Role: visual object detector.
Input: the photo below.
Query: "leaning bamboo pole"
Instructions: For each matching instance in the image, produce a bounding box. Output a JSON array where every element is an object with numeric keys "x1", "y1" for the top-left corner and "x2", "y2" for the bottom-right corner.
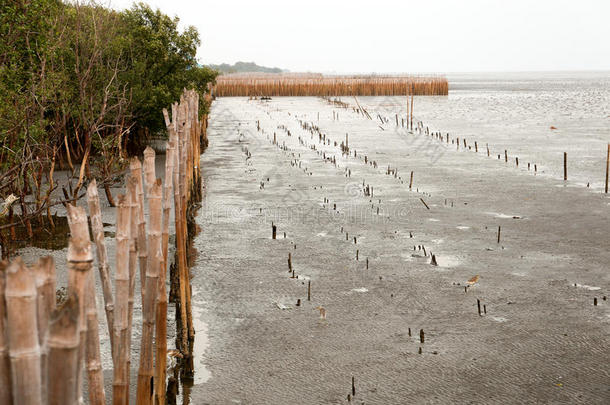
[
  {"x1": 5, "y1": 258, "x2": 42, "y2": 405},
  {"x1": 0, "y1": 260, "x2": 12, "y2": 405},
  {"x1": 47, "y1": 293, "x2": 80, "y2": 405},
  {"x1": 33, "y1": 256, "x2": 56, "y2": 403},
  {"x1": 112, "y1": 194, "x2": 130, "y2": 405},
  {"x1": 136, "y1": 179, "x2": 162, "y2": 405},
  {"x1": 86, "y1": 180, "x2": 115, "y2": 353},
  {"x1": 66, "y1": 205, "x2": 104, "y2": 405}
]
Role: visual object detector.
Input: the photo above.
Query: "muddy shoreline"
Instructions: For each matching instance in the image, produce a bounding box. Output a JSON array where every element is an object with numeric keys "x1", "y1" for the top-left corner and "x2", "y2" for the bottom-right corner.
[{"x1": 189, "y1": 97, "x2": 609, "y2": 404}]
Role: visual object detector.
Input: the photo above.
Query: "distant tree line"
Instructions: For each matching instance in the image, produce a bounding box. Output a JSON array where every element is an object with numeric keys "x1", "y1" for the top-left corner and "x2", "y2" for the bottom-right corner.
[
  {"x1": 208, "y1": 61, "x2": 286, "y2": 74},
  {"x1": 0, "y1": 1, "x2": 217, "y2": 234}
]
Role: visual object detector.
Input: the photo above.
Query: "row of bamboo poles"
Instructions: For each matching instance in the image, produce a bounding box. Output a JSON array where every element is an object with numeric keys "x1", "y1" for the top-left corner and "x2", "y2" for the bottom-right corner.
[
  {"x1": 214, "y1": 73, "x2": 449, "y2": 97},
  {"x1": 0, "y1": 89, "x2": 205, "y2": 404}
]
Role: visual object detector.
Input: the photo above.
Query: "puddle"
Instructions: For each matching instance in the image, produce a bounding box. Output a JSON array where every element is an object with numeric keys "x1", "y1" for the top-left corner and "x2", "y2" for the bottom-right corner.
[
  {"x1": 428, "y1": 218, "x2": 440, "y2": 222},
  {"x1": 490, "y1": 316, "x2": 508, "y2": 323},
  {"x1": 456, "y1": 226, "x2": 470, "y2": 230},
  {"x1": 351, "y1": 287, "x2": 368, "y2": 293},
  {"x1": 485, "y1": 212, "x2": 522, "y2": 219},
  {"x1": 4, "y1": 214, "x2": 70, "y2": 253},
  {"x1": 190, "y1": 287, "x2": 211, "y2": 385},
  {"x1": 316, "y1": 232, "x2": 327, "y2": 237},
  {"x1": 573, "y1": 283, "x2": 601, "y2": 291},
  {"x1": 433, "y1": 254, "x2": 460, "y2": 267}
]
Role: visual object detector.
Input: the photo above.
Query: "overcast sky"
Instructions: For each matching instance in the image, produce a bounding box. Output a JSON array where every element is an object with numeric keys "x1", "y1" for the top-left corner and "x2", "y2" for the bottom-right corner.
[{"x1": 108, "y1": 0, "x2": 610, "y2": 73}]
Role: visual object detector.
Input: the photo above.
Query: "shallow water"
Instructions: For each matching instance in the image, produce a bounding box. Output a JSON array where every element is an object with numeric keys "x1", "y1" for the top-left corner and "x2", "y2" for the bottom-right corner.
[{"x1": 358, "y1": 71, "x2": 610, "y2": 188}]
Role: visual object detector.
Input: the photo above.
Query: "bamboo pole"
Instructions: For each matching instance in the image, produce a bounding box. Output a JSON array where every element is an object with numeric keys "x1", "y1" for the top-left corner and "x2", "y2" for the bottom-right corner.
[
  {"x1": 136, "y1": 180, "x2": 162, "y2": 405},
  {"x1": 48, "y1": 293, "x2": 80, "y2": 405},
  {"x1": 33, "y1": 256, "x2": 55, "y2": 403},
  {"x1": 130, "y1": 157, "x2": 148, "y2": 299},
  {"x1": 66, "y1": 205, "x2": 104, "y2": 405},
  {"x1": 126, "y1": 176, "x2": 139, "y2": 396},
  {"x1": 174, "y1": 102, "x2": 190, "y2": 359},
  {"x1": 86, "y1": 180, "x2": 114, "y2": 353},
  {"x1": 0, "y1": 260, "x2": 12, "y2": 405},
  {"x1": 143, "y1": 147, "x2": 157, "y2": 196},
  {"x1": 155, "y1": 132, "x2": 176, "y2": 405},
  {"x1": 5, "y1": 258, "x2": 42, "y2": 405},
  {"x1": 112, "y1": 195, "x2": 130, "y2": 405}
]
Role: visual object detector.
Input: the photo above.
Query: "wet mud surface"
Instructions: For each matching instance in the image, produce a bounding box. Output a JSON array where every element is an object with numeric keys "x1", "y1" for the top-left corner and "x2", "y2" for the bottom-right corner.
[{"x1": 189, "y1": 96, "x2": 609, "y2": 404}]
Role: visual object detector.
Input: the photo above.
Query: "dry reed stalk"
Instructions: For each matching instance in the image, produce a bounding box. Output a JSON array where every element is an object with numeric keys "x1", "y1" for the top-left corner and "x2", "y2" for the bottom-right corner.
[
  {"x1": 66, "y1": 205, "x2": 104, "y2": 405},
  {"x1": 48, "y1": 293, "x2": 80, "y2": 405},
  {"x1": 33, "y1": 256, "x2": 56, "y2": 403},
  {"x1": 5, "y1": 258, "x2": 42, "y2": 405},
  {"x1": 136, "y1": 179, "x2": 162, "y2": 405},
  {"x1": 143, "y1": 147, "x2": 157, "y2": 196},
  {"x1": 112, "y1": 195, "x2": 131, "y2": 405},
  {"x1": 0, "y1": 260, "x2": 12, "y2": 404},
  {"x1": 86, "y1": 180, "x2": 115, "y2": 353},
  {"x1": 130, "y1": 157, "x2": 148, "y2": 299},
  {"x1": 154, "y1": 131, "x2": 176, "y2": 405}
]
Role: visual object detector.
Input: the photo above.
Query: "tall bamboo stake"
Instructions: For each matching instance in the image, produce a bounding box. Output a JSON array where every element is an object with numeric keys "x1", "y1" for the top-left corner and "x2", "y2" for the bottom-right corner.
[
  {"x1": 5, "y1": 258, "x2": 42, "y2": 405},
  {"x1": 86, "y1": 180, "x2": 115, "y2": 353},
  {"x1": 130, "y1": 157, "x2": 148, "y2": 298},
  {"x1": 113, "y1": 195, "x2": 130, "y2": 405},
  {"x1": 136, "y1": 179, "x2": 162, "y2": 405},
  {"x1": 66, "y1": 205, "x2": 104, "y2": 405},
  {"x1": 174, "y1": 103, "x2": 189, "y2": 358},
  {"x1": 0, "y1": 260, "x2": 12, "y2": 405},
  {"x1": 126, "y1": 176, "x2": 139, "y2": 396},
  {"x1": 33, "y1": 256, "x2": 56, "y2": 403},
  {"x1": 48, "y1": 293, "x2": 80, "y2": 405},
  {"x1": 155, "y1": 132, "x2": 176, "y2": 405}
]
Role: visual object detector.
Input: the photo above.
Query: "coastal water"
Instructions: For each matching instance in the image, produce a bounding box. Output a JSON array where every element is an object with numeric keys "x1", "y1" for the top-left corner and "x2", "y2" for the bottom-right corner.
[{"x1": 359, "y1": 71, "x2": 610, "y2": 188}]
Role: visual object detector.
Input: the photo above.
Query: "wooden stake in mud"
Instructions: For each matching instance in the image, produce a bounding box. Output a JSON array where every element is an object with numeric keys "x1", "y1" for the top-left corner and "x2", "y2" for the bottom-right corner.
[
  {"x1": 288, "y1": 253, "x2": 292, "y2": 272},
  {"x1": 497, "y1": 226, "x2": 501, "y2": 244},
  {"x1": 477, "y1": 299, "x2": 481, "y2": 316},
  {"x1": 505, "y1": 150, "x2": 508, "y2": 163},
  {"x1": 606, "y1": 144, "x2": 609, "y2": 193},
  {"x1": 307, "y1": 281, "x2": 311, "y2": 301},
  {"x1": 564, "y1": 152, "x2": 567, "y2": 181},
  {"x1": 5, "y1": 258, "x2": 42, "y2": 405},
  {"x1": 486, "y1": 143, "x2": 490, "y2": 157},
  {"x1": 352, "y1": 376, "x2": 356, "y2": 396},
  {"x1": 409, "y1": 171, "x2": 414, "y2": 190},
  {"x1": 419, "y1": 329, "x2": 425, "y2": 343},
  {"x1": 272, "y1": 224, "x2": 277, "y2": 239}
]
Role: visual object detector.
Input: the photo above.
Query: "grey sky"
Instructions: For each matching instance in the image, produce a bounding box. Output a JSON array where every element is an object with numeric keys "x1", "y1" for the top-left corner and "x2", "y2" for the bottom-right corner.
[{"x1": 109, "y1": 0, "x2": 610, "y2": 73}]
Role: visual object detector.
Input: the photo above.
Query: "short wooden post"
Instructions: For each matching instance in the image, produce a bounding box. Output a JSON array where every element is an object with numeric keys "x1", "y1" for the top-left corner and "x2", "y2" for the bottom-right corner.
[{"x1": 564, "y1": 152, "x2": 567, "y2": 181}]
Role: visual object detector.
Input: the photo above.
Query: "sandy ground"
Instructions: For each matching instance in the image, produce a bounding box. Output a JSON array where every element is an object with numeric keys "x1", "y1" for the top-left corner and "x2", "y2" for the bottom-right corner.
[{"x1": 188, "y1": 97, "x2": 609, "y2": 404}]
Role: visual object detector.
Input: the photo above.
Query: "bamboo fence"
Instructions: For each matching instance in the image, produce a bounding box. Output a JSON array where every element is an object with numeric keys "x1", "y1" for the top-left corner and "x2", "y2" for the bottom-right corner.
[
  {"x1": 214, "y1": 73, "x2": 449, "y2": 97},
  {"x1": 0, "y1": 89, "x2": 205, "y2": 405}
]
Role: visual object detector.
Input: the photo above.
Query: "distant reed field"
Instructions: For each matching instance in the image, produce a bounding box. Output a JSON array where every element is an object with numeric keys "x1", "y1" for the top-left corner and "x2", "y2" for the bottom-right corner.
[{"x1": 214, "y1": 73, "x2": 448, "y2": 96}]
